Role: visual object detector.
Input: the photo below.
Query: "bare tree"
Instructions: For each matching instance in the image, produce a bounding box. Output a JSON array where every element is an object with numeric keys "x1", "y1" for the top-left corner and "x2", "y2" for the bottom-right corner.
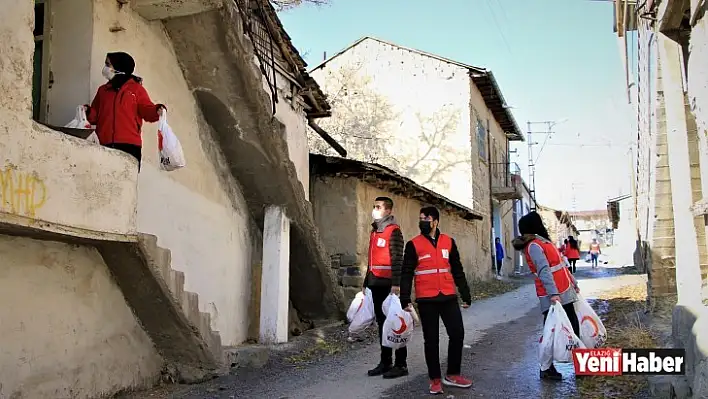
[
  {"x1": 405, "y1": 107, "x2": 469, "y2": 187},
  {"x1": 309, "y1": 64, "x2": 402, "y2": 168},
  {"x1": 271, "y1": 0, "x2": 328, "y2": 10},
  {"x1": 309, "y1": 65, "x2": 470, "y2": 192}
]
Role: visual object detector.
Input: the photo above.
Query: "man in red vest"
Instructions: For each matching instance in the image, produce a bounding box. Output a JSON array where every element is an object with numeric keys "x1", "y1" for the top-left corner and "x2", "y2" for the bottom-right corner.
[
  {"x1": 363, "y1": 196, "x2": 408, "y2": 379},
  {"x1": 400, "y1": 206, "x2": 473, "y2": 395}
]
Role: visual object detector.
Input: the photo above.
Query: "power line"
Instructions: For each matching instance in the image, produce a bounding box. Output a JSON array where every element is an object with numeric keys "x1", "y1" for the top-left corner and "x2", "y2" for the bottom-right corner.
[
  {"x1": 534, "y1": 131, "x2": 553, "y2": 164},
  {"x1": 544, "y1": 142, "x2": 631, "y2": 148},
  {"x1": 491, "y1": 0, "x2": 511, "y2": 26},
  {"x1": 484, "y1": 0, "x2": 514, "y2": 57}
]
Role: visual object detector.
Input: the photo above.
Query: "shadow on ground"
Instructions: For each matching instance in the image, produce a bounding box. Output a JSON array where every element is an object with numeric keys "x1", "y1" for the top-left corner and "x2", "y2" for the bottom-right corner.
[{"x1": 380, "y1": 307, "x2": 583, "y2": 398}]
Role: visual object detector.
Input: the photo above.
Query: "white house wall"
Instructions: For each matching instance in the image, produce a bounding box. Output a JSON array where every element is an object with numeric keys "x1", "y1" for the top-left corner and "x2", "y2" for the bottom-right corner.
[
  {"x1": 86, "y1": 0, "x2": 256, "y2": 345},
  {"x1": 259, "y1": 63, "x2": 312, "y2": 199},
  {"x1": 310, "y1": 38, "x2": 474, "y2": 208}
]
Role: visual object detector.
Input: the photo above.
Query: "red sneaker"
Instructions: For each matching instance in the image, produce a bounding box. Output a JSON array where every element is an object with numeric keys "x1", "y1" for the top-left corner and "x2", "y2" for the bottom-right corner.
[
  {"x1": 429, "y1": 378, "x2": 444, "y2": 395},
  {"x1": 443, "y1": 375, "x2": 473, "y2": 388}
]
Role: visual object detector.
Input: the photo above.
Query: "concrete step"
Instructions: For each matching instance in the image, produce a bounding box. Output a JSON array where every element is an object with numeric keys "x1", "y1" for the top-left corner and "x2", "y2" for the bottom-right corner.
[{"x1": 96, "y1": 234, "x2": 225, "y2": 383}]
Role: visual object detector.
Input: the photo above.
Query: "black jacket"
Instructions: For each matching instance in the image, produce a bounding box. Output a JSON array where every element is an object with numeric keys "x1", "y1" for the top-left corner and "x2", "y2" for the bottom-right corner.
[
  {"x1": 363, "y1": 215, "x2": 405, "y2": 288},
  {"x1": 399, "y1": 229, "x2": 472, "y2": 307}
]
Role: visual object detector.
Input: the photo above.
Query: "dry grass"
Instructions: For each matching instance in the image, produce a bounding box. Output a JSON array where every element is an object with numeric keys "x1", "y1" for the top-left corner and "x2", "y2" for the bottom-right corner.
[
  {"x1": 284, "y1": 336, "x2": 345, "y2": 365},
  {"x1": 576, "y1": 283, "x2": 658, "y2": 398},
  {"x1": 469, "y1": 278, "x2": 519, "y2": 301}
]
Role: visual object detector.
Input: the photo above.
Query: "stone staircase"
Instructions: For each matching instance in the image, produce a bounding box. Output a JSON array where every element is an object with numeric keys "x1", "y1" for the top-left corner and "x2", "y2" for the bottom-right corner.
[
  {"x1": 138, "y1": 234, "x2": 224, "y2": 362},
  {"x1": 96, "y1": 233, "x2": 224, "y2": 383}
]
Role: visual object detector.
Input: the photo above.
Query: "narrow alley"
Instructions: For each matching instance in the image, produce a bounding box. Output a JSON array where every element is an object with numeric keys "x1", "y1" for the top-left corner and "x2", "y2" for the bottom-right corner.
[
  {"x1": 4, "y1": 1, "x2": 708, "y2": 398},
  {"x1": 133, "y1": 262, "x2": 646, "y2": 399}
]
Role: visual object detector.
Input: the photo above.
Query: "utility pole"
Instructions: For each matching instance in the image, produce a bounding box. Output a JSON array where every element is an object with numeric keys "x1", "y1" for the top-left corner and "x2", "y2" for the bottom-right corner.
[{"x1": 527, "y1": 120, "x2": 562, "y2": 211}]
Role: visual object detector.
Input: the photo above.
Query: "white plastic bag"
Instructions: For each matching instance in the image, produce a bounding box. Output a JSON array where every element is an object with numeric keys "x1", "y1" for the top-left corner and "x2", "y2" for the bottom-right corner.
[
  {"x1": 381, "y1": 294, "x2": 415, "y2": 349},
  {"x1": 382, "y1": 293, "x2": 420, "y2": 326},
  {"x1": 539, "y1": 306, "x2": 556, "y2": 370},
  {"x1": 157, "y1": 112, "x2": 186, "y2": 171},
  {"x1": 65, "y1": 105, "x2": 92, "y2": 129},
  {"x1": 347, "y1": 288, "x2": 375, "y2": 334},
  {"x1": 551, "y1": 302, "x2": 585, "y2": 363},
  {"x1": 574, "y1": 294, "x2": 607, "y2": 349}
]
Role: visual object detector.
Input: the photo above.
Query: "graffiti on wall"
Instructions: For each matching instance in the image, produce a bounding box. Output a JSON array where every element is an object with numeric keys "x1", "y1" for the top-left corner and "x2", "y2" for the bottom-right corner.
[{"x1": 0, "y1": 166, "x2": 47, "y2": 218}]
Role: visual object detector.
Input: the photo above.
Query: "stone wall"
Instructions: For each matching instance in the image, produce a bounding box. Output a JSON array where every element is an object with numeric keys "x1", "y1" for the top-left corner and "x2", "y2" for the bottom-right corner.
[{"x1": 311, "y1": 174, "x2": 490, "y2": 304}]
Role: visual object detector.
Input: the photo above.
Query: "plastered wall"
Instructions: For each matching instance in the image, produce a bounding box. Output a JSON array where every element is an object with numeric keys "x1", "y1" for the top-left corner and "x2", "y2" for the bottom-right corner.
[
  {"x1": 85, "y1": 0, "x2": 256, "y2": 345},
  {"x1": 0, "y1": 235, "x2": 163, "y2": 398}
]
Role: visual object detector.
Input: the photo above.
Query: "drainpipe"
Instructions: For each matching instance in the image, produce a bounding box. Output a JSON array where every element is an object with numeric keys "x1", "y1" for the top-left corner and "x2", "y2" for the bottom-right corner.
[{"x1": 487, "y1": 118, "x2": 495, "y2": 269}]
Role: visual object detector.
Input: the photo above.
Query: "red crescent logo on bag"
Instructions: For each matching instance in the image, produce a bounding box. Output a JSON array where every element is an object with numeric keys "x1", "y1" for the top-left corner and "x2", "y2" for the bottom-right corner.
[
  {"x1": 355, "y1": 300, "x2": 364, "y2": 313},
  {"x1": 581, "y1": 315, "x2": 599, "y2": 337},
  {"x1": 392, "y1": 316, "x2": 407, "y2": 334}
]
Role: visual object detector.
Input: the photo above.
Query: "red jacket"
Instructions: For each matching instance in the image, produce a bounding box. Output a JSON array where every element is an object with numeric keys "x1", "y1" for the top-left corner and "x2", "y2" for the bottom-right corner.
[{"x1": 87, "y1": 79, "x2": 160, "y2": 147}]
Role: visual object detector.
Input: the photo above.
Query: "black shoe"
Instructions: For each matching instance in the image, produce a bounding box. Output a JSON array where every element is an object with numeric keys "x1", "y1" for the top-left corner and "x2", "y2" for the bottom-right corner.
[
  {"x1": 382, "y1": 365, "x2": 409, "y2": 379},
  {"x1": 368, "y1": 363, "x2": 392, "y2": 376},
  {"x1": 540, "y1": 365, "x2": 563, "y2": 381}
]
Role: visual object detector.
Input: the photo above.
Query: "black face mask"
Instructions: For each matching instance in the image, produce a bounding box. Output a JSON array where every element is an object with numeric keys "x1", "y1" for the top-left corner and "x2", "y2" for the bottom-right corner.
[{"x1": 419, "y1": 221, "x2": 433, "y2": 235}]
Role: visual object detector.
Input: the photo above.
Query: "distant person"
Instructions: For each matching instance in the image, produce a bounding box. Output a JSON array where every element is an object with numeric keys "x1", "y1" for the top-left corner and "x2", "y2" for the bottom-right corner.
[
  {"x1": 512, "y1": 211, "x2": 580, "y2": 381},
  {"x1": 363, "y1": 196, "x2": 408, "y2": 379},
  {"x1": 589, "y1": 238, "x2": 602, "y2": 268},
  {"x1": 495, "y1": 237, "x2": 505, "y2": 279},
  {"x1": 565, "y1": 236, "x2": 581, "y2": 274},
  {"x1": 560, "y1": 239, "x2": 568, "y2": 255},
  {"x1": 400, "y1": 206, "x2": 473, "y2": 395},
  {"x1": 86, "y1": 52, "x2": 166, "y2": 170}
]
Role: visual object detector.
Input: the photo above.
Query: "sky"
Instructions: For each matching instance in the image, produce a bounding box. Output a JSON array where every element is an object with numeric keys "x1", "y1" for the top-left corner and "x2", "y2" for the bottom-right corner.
[{"x1": 278, "y1": 0, "x2": 636, "y2": 211}]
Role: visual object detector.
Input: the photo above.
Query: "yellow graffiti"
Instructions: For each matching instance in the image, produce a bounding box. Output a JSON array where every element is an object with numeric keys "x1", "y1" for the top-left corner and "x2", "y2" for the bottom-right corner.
[{"x1": 0, "y1": 166, "x2": 47, "y2": 218}]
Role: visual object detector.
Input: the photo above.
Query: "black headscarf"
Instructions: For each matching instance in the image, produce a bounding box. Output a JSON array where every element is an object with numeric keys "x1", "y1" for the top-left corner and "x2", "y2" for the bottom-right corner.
[
  {"x1": 107, "y1": 52, "x2": 142, "y2": 90},
  {"x1": 568, "y1": 236, "x2": 579, "y2": 250},
  {"x1": 518, "y1": 211, "x2": 551, "y2": 241}
]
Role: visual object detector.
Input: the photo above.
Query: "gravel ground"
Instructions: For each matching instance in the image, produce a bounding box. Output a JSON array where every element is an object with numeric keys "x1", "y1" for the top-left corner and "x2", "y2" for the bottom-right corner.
[{"x1": 123, "y1": 263, "x2": 647, "y2": 398}]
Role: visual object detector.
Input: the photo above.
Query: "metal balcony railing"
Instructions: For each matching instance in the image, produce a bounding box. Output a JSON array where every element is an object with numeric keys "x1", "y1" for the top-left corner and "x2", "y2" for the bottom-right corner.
[{"x1": 491, "y1": 156, "x2": 521, "y2": 189}]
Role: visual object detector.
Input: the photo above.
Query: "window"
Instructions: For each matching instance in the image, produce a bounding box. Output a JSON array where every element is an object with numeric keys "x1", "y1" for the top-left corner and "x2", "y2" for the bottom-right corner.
[
  {"x1": 476, "y1": 118, "x2": 487, "y2": 160},
  {"x1": 33, "y1": 0, "x2": 50, "y2": 122}
]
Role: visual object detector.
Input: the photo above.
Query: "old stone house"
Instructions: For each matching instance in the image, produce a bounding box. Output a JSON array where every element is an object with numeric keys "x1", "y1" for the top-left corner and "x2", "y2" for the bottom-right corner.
[
  {"x1": 536, "y1": 205, "x2": 579, "y2": 248},
  {"x1": 309, "y1": 154, "x2": 486, "y2": 303},
  {"x1": 611, "y1": 0, "x2": 708, "y2": 396},
  {"x1": 569, "y1": 209, "x2": 612, "y2": 246},
  {"x1": 513, "y1": 176, "x2": 537, "y2": 274},
  {"x1": 308, "y1": 36, "x2": 525, "y2": 278},
  {"x1": 1, "y1": 0, "x2": 345, "y2": 397}
]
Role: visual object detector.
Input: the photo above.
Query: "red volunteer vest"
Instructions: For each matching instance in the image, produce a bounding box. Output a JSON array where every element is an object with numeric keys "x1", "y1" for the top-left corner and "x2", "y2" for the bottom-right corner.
[
  {"x1": 368, "y1": 224, "x2": 399, "y2": 278},
  {"x1": 523, "y1": 237, "x2": 573, "y2": 298},
  {"x1": 411, "y1": 234, "x2": 456, "y2": 299},
  {"x1": 565, "y1": 245, "x2": 580, "y2": 259},
  {"x1": 590, "y1": 243, "x2": 601, "y2": 254}
]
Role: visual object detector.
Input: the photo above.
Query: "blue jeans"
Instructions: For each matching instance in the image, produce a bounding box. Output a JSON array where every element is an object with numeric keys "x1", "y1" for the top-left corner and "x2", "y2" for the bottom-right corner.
[{"x1": 590, "y1": 253, "x2": 599, "y2": 267}]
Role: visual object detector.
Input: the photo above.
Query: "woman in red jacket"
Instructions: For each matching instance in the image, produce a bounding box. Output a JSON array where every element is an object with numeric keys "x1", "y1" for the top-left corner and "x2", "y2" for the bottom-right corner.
[
  {"x1": 565, "y1": 236, "x2": 581, "y2": 274},
  {"x1": 86, "y1": 52, "x2": 165, "y2": 168}
]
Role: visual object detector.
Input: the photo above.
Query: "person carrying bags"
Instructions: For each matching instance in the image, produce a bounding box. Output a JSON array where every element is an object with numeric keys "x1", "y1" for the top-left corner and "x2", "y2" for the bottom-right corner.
[
  {"x1": 86, "y1": 52, "x2": 166, "y2": 170},
  {"x1": 363, "y1": 197, "x2": 408, "y2": 379},
  {"x1": 512, "y1": 211, "x2": 581, "y2": 381},
  {"x1": 400, "y1": 206, "x2": 473, "y2": 395}
]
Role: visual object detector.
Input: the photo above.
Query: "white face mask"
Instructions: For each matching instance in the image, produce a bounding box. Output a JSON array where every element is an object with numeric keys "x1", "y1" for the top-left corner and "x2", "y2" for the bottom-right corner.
[
  {"x1": 372, "y1": 209, "x2": 384, "y2": 220},
  {"x1": 102, "y1": 66, "x2": 124, "y2": 81}
]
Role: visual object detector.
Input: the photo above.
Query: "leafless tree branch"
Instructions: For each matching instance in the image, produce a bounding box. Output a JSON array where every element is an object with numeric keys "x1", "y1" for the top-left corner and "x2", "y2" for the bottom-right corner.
[
  {"x1": 308, "y1": 65, "x2": 469, "y2": 194},
  {"x1": 271, "y1": 0, "x2": 329, "y2": 11}
]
